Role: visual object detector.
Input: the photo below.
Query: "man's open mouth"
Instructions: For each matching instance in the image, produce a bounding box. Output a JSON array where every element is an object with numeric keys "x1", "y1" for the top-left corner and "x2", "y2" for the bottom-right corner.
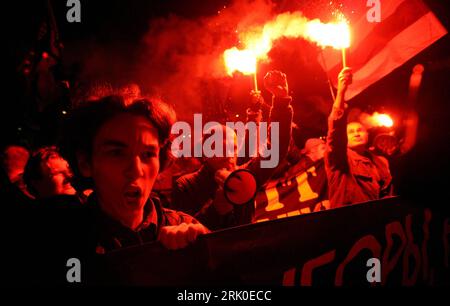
[{"x1": 124, "y1": 186, "x2": 142, "y2": 200}]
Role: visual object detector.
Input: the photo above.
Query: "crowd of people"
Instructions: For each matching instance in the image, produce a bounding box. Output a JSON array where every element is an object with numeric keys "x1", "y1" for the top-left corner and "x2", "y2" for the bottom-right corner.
[{"x1": 1, "y1": 67, "x2": 395, "y2": 285}]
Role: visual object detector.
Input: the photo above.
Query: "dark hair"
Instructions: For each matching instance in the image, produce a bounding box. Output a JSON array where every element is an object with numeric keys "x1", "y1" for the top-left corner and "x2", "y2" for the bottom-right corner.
[
  {"x1": 23, "y1": 146, "x2": 61, "y2": 196},
  {"x1": 59, "y1": 95, "x2": 176, "y2": 180}
]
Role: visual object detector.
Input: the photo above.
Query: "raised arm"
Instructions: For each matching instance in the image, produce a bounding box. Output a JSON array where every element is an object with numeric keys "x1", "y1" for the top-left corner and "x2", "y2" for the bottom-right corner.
[
  {"x1": 325, "y1": 67, "x2": 352, "y2": 171},
  {"x1": 247, "y1": 70, "x2": 293, "y2": 185}
]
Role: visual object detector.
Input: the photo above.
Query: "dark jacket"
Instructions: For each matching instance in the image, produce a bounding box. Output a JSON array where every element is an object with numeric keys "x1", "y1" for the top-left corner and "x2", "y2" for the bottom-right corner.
[
  {"x1": 86, "y1": 193, "x2": 200, "y2": 253},
  {"x1": 19, "y1": 192, "x2": 200, "y2": 285}
]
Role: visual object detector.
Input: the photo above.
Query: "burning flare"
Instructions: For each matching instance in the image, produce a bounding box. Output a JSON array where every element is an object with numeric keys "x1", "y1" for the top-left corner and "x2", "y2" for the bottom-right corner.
[
  {"x1": 373, "y1": 113, "x2": 394, "y2": 128},
  {"x1": 223, "y1": 11, "x2": 351, "y2": 75},
  {"x1": 362, "y1": 112, "x2": 394, "y2": 128},
  {"x1": 223, "y1": 47, "x2": 257, "y2": 75},
  {"x1": 305, "y1": 20, "x2": 350, "y2": 49}
]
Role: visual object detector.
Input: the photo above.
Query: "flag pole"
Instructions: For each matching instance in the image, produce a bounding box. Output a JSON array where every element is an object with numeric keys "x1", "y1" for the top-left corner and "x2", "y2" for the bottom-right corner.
[{"x1": 319, "y1": 50, "x2": 336, "y2": 102}]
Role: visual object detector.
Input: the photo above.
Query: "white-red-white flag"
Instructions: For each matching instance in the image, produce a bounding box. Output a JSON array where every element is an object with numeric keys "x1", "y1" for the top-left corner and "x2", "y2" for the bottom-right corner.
[{"x1": 320, "y1": 0, "x2": 447, "y2": 100}]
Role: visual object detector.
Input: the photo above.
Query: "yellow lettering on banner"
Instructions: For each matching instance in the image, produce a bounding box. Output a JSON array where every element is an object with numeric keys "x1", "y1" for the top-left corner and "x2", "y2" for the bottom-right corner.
[
  {"x1": 275, "y1": 210, "x2": 302, "y2": 219},
  {"x1": 313, "y1": 200, "x2": 330, "y2": 212},
  {"x1": 300, "y1": 207, "x2": 311, "y2": 214},
  {"x1": 321, "y1": 200, "x2": 330, "y2": 210},
  {"x1": 287, "y1": 210, "x2": 301, "y2": 217},
  {"x1": 297, "y1": 167, "x2": 319, "y2": 202},
  {"x1": 265, "y1": 187, "x2": 284, "y2": 211}
]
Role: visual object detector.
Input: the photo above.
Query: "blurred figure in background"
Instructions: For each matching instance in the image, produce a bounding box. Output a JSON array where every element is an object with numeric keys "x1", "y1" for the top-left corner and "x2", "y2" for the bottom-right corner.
[
  {"x1": 23, "y1": 146, "x2": 77, "y2": 199},
  {"x1": 302, "y1": 138, "x2": 326, "y2": 163},
  {"x1": 1, "y1": 144, "x2": 32, "y2": 197},
  {"x1": 282, "y1": 137, "x2": 326, "y2": 179}
]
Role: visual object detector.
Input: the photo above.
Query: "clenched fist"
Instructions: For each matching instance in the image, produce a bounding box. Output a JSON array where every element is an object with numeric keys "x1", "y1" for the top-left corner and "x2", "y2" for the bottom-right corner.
[
  {"x1": 337, "y1": 67, "x2": 353, "y2": 96},
  {"x1": 264, "y1": 70, "x2": 289, "y2": 98}
]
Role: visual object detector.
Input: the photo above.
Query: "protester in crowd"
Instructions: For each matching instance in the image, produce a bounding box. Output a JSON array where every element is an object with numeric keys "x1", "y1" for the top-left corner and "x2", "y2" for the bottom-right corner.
[
  {"x1": 23, "y1": 146, "x2": 77, "y2": 199},
  {"x1": 280, "y1": 137, "x2": 326, "y2": 179},
  {"x1": 60, "y1": 96, "x2": 210, "y2": 253},
  {"x1": 1, "y1": 144, "x2": 31, "y2": 197},
  {"x1": 302, "y1": 138, "x2": 326, "y2": 163},
  {"x1": 324, "y1": 68, "x2": 393, "y2": 208}
]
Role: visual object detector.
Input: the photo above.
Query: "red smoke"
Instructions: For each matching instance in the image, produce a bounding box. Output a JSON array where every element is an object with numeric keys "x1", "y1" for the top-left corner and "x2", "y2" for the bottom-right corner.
[
  {"x1": 67, "y1": 0, "x2": 336, "y2": 122},
  {"x1": 135, "y1": 0, "x2": 275, "y2": 120}
]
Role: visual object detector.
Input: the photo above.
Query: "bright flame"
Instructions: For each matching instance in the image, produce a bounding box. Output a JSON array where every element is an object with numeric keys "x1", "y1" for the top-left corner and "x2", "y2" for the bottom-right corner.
[
  {"x1": 372, "y1": 113, "x2": 394, "y2": 128},
  {"x1": 223, "y1": 11, "x2": 351, "y2": 75},
  {"x1": 223, "y1": 47, "x2": 257, "y2": 75},
  {"x1": 305, "y1": 20, "x2": 350, "y2": 49}
]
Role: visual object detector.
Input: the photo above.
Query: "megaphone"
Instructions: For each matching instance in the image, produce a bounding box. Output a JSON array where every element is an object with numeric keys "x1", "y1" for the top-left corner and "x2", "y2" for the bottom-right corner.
[{"x1": 223, "y1": 169, "x2": 258, "y2": 205}]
